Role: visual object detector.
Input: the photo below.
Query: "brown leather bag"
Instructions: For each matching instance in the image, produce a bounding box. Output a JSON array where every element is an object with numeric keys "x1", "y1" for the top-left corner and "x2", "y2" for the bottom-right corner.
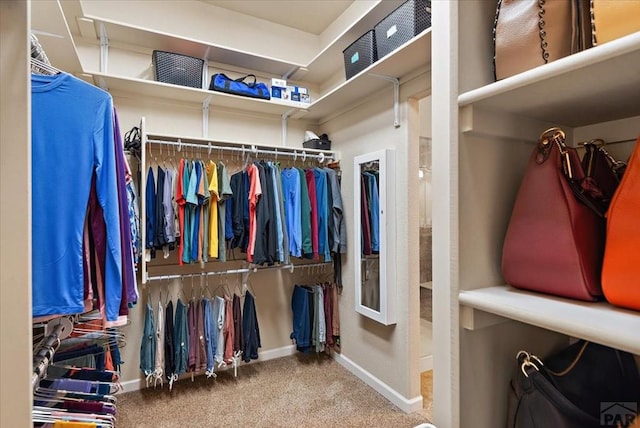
[
  {"x1": 591, "y1": 0, "x2": 640, "y2": 46},
  {"x1": 493, "y1": 0, "x2": 592, "y2": 80},
  {"x1": 502, "y1": 128, "x2": 605, "y2": 301}
]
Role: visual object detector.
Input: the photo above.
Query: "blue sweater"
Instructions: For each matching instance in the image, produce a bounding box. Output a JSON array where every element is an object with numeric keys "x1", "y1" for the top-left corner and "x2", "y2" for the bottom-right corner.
[{"x1": 31, "y1": 73, "x2": 122, "y2": 321}]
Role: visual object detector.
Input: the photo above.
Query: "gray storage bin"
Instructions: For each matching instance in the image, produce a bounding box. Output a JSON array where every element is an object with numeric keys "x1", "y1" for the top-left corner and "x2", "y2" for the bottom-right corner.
[
  {"x1": 374, "y1": 0, "x2": 431, "y2": 60},
  {"x1": 342, "y1": 30, "x2": 377, "y2": 80},
  {"x1": 152, "y1": 50, "x2": 204, "y2": 89}
]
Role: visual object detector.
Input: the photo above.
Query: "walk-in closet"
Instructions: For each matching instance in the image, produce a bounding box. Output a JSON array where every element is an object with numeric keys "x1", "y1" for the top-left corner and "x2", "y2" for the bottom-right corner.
[{"x1": 2, "y1": 0, "x2": 639, "y2": 427}]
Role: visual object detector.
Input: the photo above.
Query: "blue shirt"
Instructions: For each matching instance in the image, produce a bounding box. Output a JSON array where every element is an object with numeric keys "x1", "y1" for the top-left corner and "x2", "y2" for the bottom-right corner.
[
  {"x1": 281, "y1": 167, "x2": 302, "y2": 257},
  {"x1": 31, "y1": 73, "x2": 122, "y2": 321}
]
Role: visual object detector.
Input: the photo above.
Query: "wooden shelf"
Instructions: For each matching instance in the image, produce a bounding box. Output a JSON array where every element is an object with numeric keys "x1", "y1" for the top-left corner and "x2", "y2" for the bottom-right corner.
[
  {"x1": 89, "y1": 72, "x2": 308, "y2": 116},
  {"x1": 458, "y1": 32, "x2": 640, "y2": 128},
  {"x1": 305, "y1": 30, "x2": 432, "y2": 122},
  {"x1": 459, "y1": 285, "x2": 640, "y2": 355}
]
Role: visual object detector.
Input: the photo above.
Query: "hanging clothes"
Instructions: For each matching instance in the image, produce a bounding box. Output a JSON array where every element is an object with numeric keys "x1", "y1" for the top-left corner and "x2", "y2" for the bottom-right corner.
[
  {"x1": 31, "y1": 73, "x2": 126, "y2": 321},
  {"x1": 173, "y1": 299, "x2": 189, "y2": 377},
  {"x1": 164, "y1": 300, "x2": 176, "y2": 387},
  {"x1": 202, "y1": 297, "x2": 216, "y2": 376},
  {"x1": 281, "y1": 167, "x2": 302, "y2": 258},
  {"x1": 242, "y1": 291, "x2": 261, "y2": 362},
  {"x1": 217, "y1": 161, "x2": 233, "y2": 262},
  {"x1": 154, "y1": 299, "x2": 164, "y2": 387},
  {"x1": 140, "y1": 302, "x2": 155, "y2": 386},
  {"x1": 213, "y1": 296, "x2": 226, "y2": 366},
  {"x1": 206, "y1": 160, "x2": 219, "y2": 259}
]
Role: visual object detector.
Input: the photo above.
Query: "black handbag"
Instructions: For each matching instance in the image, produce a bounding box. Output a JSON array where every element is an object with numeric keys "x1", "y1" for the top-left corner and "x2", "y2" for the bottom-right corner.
[
  {"x1": 508, "y1": 340, "x2": 640, "y2": 428},
  {"x1": 208, "y1": 73, "x2": 270, "y2": 100}
]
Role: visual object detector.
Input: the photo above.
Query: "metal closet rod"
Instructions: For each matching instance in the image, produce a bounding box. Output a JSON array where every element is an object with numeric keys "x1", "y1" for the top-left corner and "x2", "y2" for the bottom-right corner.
[
  {"x1": 145, "y1": 138, "x2": 336, "y2": 162},
  {"x1": 146, "y1": 261, "x2": 333, "y2": 282}
]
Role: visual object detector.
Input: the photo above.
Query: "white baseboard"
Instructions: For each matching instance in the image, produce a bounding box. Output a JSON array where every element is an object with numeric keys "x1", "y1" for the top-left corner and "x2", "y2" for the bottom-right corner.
[
  {"x1": 333, "y1": 352, "x2": 424, "y2": 413},
  {"x1": 118, "y1": 344, "x2": 297, "y2": 394},
  {"x1": 419, "y1": 354, "x2": 433, "y2": 372}
]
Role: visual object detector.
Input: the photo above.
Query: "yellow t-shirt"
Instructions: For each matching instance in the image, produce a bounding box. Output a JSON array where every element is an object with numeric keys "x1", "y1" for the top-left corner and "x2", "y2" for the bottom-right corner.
[{"x1": 206, "y1": 160, "x2": 219, "y2": 258}]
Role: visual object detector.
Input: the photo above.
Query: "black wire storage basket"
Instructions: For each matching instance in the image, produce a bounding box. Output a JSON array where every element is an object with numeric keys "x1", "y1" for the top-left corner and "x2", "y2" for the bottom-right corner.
[
  {"x1": 374, "y1": 0, "x2": 431, "y2": 60},
  {"x1": 342, "y1": 30, "x2": 377, "y2": 80},
  {"x1": 152, "y1": 50, "x2": 204, "y2": 89}
]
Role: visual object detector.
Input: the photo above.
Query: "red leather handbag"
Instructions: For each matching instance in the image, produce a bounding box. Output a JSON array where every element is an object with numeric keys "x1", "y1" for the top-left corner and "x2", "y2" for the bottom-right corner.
[
  {"x1": 601, "y1": 136, "x2": 640, "y2": 310},
  {"x1": 502, "y1": 128, "x2": 605, "y2": 301}
]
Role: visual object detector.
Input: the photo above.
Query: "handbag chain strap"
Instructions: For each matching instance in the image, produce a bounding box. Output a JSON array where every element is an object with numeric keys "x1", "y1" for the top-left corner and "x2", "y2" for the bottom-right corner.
[{"x1": 537, "y1": 0, "x2": 550, "y2": 64}]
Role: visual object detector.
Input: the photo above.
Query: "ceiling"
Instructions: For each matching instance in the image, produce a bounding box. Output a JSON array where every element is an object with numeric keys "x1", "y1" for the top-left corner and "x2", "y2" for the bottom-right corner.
[{"x1": 200, "y1": 0, "x2": 354, "y2": 35}]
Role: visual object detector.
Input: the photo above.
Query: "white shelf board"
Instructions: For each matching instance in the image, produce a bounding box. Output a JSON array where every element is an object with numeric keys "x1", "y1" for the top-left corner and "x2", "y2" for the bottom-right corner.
[
  {"x1": 458, "y1": 32, "x2": 640, "y2": 128},
  {"x1": 459, "y1": 285, "x2": 640, "y2": 355},
  {"x1": 32, "y1": 0, "x2": 83, "y2": 74},
  {"x1": 305, "y1": 29, "x2": 432, "y2": 122},
  {"x1": 86, "y1": 16, "x2": 303, "y2": 77},
  {"x1": 298, "y1": 0, "x2": 405, "y2": 84},
  {"x1": 89, "y1": 72, "x2": 308, "y2": 116}
]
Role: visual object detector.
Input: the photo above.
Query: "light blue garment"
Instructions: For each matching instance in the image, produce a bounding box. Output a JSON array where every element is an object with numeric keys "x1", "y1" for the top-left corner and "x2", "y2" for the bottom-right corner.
[
  {"x1": 213, "y1": 296, "x2": 226, "y2": 364},
  {"x1": 202, "y1": 298, "x2": 216, "y2": 373},
  {"x1": 281, "y1": 167, "x2": 302, "y2": 257},
  {"x1": 31, "y1": 73, "x2": 122, "y2": 320}
]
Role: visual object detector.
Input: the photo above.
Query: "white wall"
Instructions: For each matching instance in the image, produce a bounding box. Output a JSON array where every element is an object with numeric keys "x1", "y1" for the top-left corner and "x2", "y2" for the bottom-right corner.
[{"x1": 321, "y1": 72, "x2": 429, "y2": 405}]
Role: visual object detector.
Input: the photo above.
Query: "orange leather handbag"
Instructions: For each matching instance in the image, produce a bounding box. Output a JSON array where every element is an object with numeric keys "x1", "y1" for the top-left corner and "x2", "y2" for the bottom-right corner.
[{"x1": 602, "y1": 136, "x2": 640, "y2": 310}]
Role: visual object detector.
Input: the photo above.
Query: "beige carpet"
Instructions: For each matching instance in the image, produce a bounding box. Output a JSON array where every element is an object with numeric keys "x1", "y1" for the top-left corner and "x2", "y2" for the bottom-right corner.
[{"x1": 116, "y1": 354, "x2": 432, "y2": 427}]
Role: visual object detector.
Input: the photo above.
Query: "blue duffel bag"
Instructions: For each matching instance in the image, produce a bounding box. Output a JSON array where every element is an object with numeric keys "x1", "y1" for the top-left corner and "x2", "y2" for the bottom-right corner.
[{"x1": 209, "y1": 73, "x2": 270, "y2": 100}]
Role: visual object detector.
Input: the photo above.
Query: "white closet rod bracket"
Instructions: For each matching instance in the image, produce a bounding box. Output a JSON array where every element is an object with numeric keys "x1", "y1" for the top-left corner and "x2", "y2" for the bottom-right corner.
[
  {"x1": 281, "y1": 108, "x2": 296, "y2": 146},
  {"x1": 99, "y1": 22, "x2": 108, "y2": 74},
  {"x1": 368, "y1": 73, "x2": 400, "y2": 128},
  {"x1": 283, "y1": 66, "x2": 301, "y2": 80},
  {"x1": 202, "y1": 96, "x2": 211, "y2": 137}
]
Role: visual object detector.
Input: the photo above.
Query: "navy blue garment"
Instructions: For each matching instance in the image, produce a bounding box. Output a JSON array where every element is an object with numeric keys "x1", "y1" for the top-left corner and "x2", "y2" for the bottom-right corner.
[
  {"x1": 164, "y1": 300, "x2": 175, "y2": 381},
  {"x1": 53, "y1": 344, "x2": 105, "y2": 371},
  {"x1": 108, "y1": 328, "x2": 123, "y2": 372},
  {"x1": 225, "y1": 191, "x2": 234, "y2": 240},
  {"x1": 145, "y1": 167, "x2": 156, "y2": 251},
  {"x1": 230, "y1": 171, "x2": 246, "y2": 251},
  {"x1": 242, "y1": 291, "x2": 261, "y2": 362},
  {"x1": 291, "y1": 285, "x2": 311, "y2": 352}
]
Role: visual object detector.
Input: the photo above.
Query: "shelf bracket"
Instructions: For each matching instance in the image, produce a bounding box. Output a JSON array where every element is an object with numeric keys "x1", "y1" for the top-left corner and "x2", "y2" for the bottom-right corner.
[
  {"x1": 202, "y1": 96, "x2": 211, "y2": 137},
  {"x1": 99, "y1": 22, "x2": 108, "y2": 74},
  {"x1": 368, "y1": 73, "x2": 400, "y2": 128},
  {"x1": 281, "y1": 108, "x2": 295, "y2": 146}
]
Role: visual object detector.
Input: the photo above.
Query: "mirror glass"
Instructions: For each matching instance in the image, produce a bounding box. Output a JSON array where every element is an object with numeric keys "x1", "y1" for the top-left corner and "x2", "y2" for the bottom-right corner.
[{"x1": 354, "y1": 149, "x2": 396, "y2": 325}]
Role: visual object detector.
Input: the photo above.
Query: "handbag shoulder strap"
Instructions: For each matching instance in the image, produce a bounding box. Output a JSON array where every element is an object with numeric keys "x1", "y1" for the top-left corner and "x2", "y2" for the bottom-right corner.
[{"x1": 234, "y1": 74, "x2": 257, "y2": 87}]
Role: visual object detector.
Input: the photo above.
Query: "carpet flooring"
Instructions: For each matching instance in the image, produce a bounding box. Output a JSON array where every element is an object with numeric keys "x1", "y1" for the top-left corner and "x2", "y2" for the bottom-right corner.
[{"x1": 116, "y1": 353, "x2": 432, "y2": 427}]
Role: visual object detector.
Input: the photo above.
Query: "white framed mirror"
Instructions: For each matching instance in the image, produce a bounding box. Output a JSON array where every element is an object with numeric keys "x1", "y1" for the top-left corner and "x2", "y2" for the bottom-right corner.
[{"x1": 353, "y1": 149, "x2": 396, "y2": 325}]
